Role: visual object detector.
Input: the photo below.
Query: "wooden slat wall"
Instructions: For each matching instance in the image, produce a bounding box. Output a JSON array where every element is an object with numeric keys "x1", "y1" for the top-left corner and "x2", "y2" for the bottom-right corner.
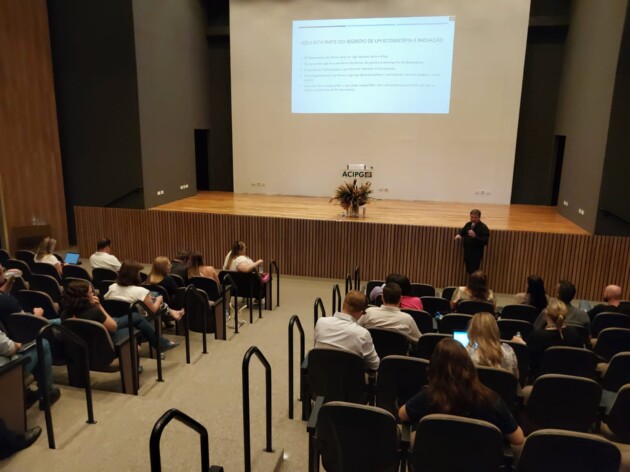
[
  {"x1": 0, "y1": 0, "x2": 68, "y2": 251},
  {"x1": 76, "y1": 207, "x2": 630, "y2": 300}
]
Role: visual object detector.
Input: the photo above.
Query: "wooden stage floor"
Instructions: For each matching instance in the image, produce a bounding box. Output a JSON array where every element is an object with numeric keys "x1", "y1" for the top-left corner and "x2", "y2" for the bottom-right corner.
[{"x1": 153, "y1": 191, "x2": 589, "y2": 235}]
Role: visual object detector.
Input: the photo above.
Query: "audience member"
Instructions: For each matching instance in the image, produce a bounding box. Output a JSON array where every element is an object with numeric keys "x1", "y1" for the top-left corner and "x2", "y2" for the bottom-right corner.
[
  {"x1": 514, "y1": 274, "x2": 548, "y2": 314},
  {"x1": 170, "y1": 250, "x2": 191, "y2": 282},
  {"x1": 34, "y1": 237, "x2": 62, "y2": 276},
  {"x1": 89, "y1": 238, "x2": 122, "y2": 272},
  {"x1": 399, "y1": 339, "x2": 524, "y2": 446},
  {"x1": 466, "y1": 312, "x2": 518, "y2": 377},
  {"x1": 358, "y1": 283, "x2": 421, "y2": 343},
  {"x1": 588, "y1": 284, "x2": 624, "y2": 319},
  {"x1": 0, "y1": 419, "x2": 41, "y2": 459},
  {"x1": 0, "y1": 265, "x2": 44, "y2": 326},
  {"x1": 223, "y1": 241, "x2": 269, "y2": 283},
  {"x1": 533, "y1": 280, "x2": 590, "y2": 332},
  {"x1": 148, "y1": 256, "x2": 178, "y2": 301},
  {"x1": 385, "y1": 273, "x2": 423, "y2": 311},
  {"x1": 314, "y1": 290, "x2": 379, "y2": 370},
  {"x1": 451, "y1": 270, "x2": 495, "y2": 310},
  {"x1": 187, "y1": 252, "x2": 220, "y2": 284}
]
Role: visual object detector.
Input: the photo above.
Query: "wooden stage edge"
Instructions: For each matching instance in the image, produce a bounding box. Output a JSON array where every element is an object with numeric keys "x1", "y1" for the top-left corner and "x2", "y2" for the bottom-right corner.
[{"x1": 75, "y1": 193, "x2": 629, "y2": 300}]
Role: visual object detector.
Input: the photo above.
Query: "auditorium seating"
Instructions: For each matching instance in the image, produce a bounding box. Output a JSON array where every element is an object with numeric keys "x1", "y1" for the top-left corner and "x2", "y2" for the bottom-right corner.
[
  {"x1": 501, "y1": 304, "x2": 539, "y2": 324},
  {"x1": 375, "y1": 356, "x2": 428, "y2": 419},
  {"x1": 537, "y1": 346, "x2": 597, "y2": 379},
  {"x1": 62, "y1": 264, "x2": 93, "y2": 283},
  {"x1": 29, "y1": 274, "x2": 63, "y2": 305},
  {"x1": 368, "y1": 329, "x2": 409, "y2": 358},
  {"x1": 401, "y1": 308, "x2": 433, "y2": 334},
  {"x1": 14, "y1": 250, "x2": 35, "y2": 269},
  {"x1": 32, "y1": 262, "x2": 61, "y2": 283},
  {"x1": 477, "y1": 366, "x2": 518, "y2": 411},
  {"x1": 419, "y1": 296, "x2": 450, "y2": 316},
  {"x1": 16, "y1": 290, "x2": 59, "y2": 320}
]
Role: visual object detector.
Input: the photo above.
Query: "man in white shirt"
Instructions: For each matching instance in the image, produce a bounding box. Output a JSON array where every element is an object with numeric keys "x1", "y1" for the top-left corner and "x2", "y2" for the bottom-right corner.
[
  {"x1": 359, "y1": 283, "x2": 422, "y2": 343},
  {"x1": 314, "y1": 290, "x2": 379, "y2": 370},
  {"x1": 89, "y1": 238, "x2": 122, "y2": 272}
]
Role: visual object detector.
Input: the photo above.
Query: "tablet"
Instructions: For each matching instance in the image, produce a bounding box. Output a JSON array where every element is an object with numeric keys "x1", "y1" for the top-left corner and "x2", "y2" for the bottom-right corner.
[
  {"x1": 64, "y1": 252, "x2": 80, "y2": 264},
  {"x1": 453, "y1": 331, "x2": 469, "y2": 348}
]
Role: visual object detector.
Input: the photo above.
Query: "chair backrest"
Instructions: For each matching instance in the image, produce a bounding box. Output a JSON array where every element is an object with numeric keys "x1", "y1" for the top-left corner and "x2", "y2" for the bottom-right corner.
[
  {"x1": 566, "y1": 323, "x2": 589, "y2": 346},
  {"x1": 316, "y1": 402, "x2": 400, "y2": 472},
  {"x1": 30, "y1": 273, "x2": 63, "y2": 303},
  {"x1": 189, "y1": 276, "x2": 221, "y2": 301},
  {"x1": 92, "y1": 267, "x2": 119, "y2": 286},
  {"x1": 307, "y1": 348, "x2": 366, "y2": 404},
  {"x1": 411, "y1": 414, "x2": 505, "y2": 471},
  {"x1": 593, "y1": 328, "x2": 630, "y2": 362},
  {"x1": 476, "y1": 366, "x2": 518, "y2": 409},
  {"x1": 368, "y1": 329, "x2": 409, "y2": 359},
  {"x1": 16, "y1": 290, "x2": 59, "y2": 320},
  {"x1": 503, "y1": 340, "x2": 530, "y2": 387},
  {"x1": 185, "y1": 287, "x2": 216, "y2": 333},
  {"x1": 4, "y1": 313, "x2": 49, "y2": 343},
  {"x1": 9, "y1": 276, "x2": 27, "y2": 296},
  {"x1": 62, "y1": 318, "x2": 116, "y2": 370},
  {"x1": 409, "y1": 283, "x2": 436, "y2": 298},
  {"x1": 438, "y1": 313, "x2": 473, "y2": 334},
  {"x1": 170, "y1": 273, "x2": 185, "y2": 288},
  {"x1": 500, "y1": 304, "x2": 539, "y2": 324},
  {"x1": 14, "y1": 250, "x2": 35, "y2": 268},
  {"x1": 62, "y1": 276, "x2": 94, "y2": 292},
  {"x1": 526, "y1": 374, "x2": 602, "y2": 432},
  {"x1": 601, "y1": 352, "x2": 630, "y2": 392},
  {"x1": 497, "y1": 319, "x2": 534, "y2": 341},
  {"x1": 143, "y1": 283, "x2": 171, "y2": 305},
  {"x1": 101, "y1": 299, "x2": 132, "y2": 318},
  {"x1": 440, "y1": 286, "x2": 457, "y2": 302},
  {"x1": 365, "y1": 280, "x2": 384, "y2": 298},
  {"x1": 419, "y1": 296, "x2": 451, "y2": 316},
  {"x1": 401, "y1": 309, "x2": 433, "y2": 334},
  {"x1": 375, "y1": 356, "x2": 429, "y2": 418},
  {"x1": 32, "y1": 262, "x2": 61, "y2": 283},
  {"x1": 605, "y1": 384, "x2": 630, "y2": 440},
  {"x1": 538, "y1": 346, "x2": 597, "y2": 379},
  {"x1": 0, "y1": 248, "x2": 10, "y2": 265},
  {"x1": 62, "y1": 264, "x2": 92, "y2": 282},
  {"x1": 457, "y1": 300, "x2": 494, "y2": 315},
  {"x1": 619, "y1": 300, "x2": 630, "y2": 315},
  {"x1": 414, "y1": 333, "x2": 451, "y2": 360},
  {"x1": 592, "y1": 312, "x2": 630, "y2": 337},
  {"x1": 5, "y1": 259, "x2": 32, "y2": 282},
  {"x1": 517, "y1": 429, "x2": 621, "y2": 472}
]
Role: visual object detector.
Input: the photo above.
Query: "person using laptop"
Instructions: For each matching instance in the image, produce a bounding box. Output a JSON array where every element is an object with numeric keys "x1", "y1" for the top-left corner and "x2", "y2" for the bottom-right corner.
[{"x1": 89, "y1": 238, "x2": 122, "y2": 272}]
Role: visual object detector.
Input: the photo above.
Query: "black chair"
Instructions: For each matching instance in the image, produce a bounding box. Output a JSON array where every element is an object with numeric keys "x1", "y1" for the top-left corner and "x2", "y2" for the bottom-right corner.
[
  {"x1": 593, "y1": 328, "x2": 630, "y2": 362},
  {"x1": 368, "y1": 329, "x2": 409, "y2": 358},
  {"x1": 32, "y1": 262, "x2": 61, "y2": 283},
  {"x1": 401, "y1": 309, "x2": 433, "y2": 334},
  {"x1": 5, "y1": 259, "x2": 32, "y2": 283},
  {"x1": 413, "y1": 333, "x2": 451, "y2": 360},
  {"x1": 503, "y1": 340, "x2": 530, "y2": 387},
  {"x1": 144, "y1": 283, "x2": 172, "y2": 306},
  {"x1": 16, "y1": 290, "x2": 59, "y2": 320},
  {"x1": 375, "y1": 356, "x2": 429, "y2": 419},
  {"x1": 92, "y1": 267, "x2": 118, "y2": 286},
  {"x1": 170, "y1": 273, "x2": 185, "y2": 288},
  {"x1": 189, "y1": 276, "x2": 221, "y2": 303},
  {"x1": 500, "y1": 304, "x2": 539, "y2": 324},
  {"x1": 523, "y1": 374, "x2": 602, "y2": 433},
  {"x1": 477, "y1": 366, "x2": 518, "y2": 411},
  {"x1": 566, "y1": 323, "x2": 589, "y2": 346},
  {"x1": 457, "y1": 300, "x2": 495, "y2": 315},
  {"x1": 591, "y1": 312, "x2": 630, "y2": 338},
  {"x1": 517, "y1": 429, "x2": 621, "y2": 472},
  {"x1": 9, "y1": 276, "x2": 27, "y2": 296},
  {"x1": 14, "y1": 250, "x2": 35, "y2": 269},
  {"x1": 410, "y1": 414, "x2": 506, "y2": 471},
  {"x1": 601, "y1": 352, "x2": 630, "y2": 393},
  {"x1": 538, "y1": 346, "x2": 597, "y2": 379},
  {"x1": 185, "y1": 286, "x2": 226, "y2": 341},
  {"x1": 409, "y1": 283, "x2": 435, "y2": 298},
  {"x1": 62, "y1": 264, "x2": 93, "y2": 283},
  {"x1": 62, "y1": 276, "x2": 94, "y2": 292},
  {"x1": 366, "y1": 280, "x2": 384, "y2": 298},
  {"x1": 96, "y1": 280, "x2": 116, "y2": 299},
  {"x1": 218, "y1": 269, "x2": 271, "y2": 322},
  {"x1": 497, "y1": 319, "x2": 534, "y2": 341},
  {"x1": 4, "y1": 313, "x2": 49, "y2": 343},
  {"x1": 139, "y1": 271, "x2": 148, "y2": 283},
  {"x1": 30, "y1": 274, "x2": 63, "y2": 305},
  {"x1": 438, "y1": 313, "x2": 472, "y2": 334},
  {"x1": 601, "y1": 385, "x2": 630, "y2": 441},
  {"x1": 440, "y1": 286, "x2": 457, "y2": 302},
  {"x1": 0, "y1": 248, "x2": 10, "y2": 265},
  {"x1": 312, "y1": 402, "x2": 401, "y2": 472},
  {"x1": 420, "y1": 296, "x2": 450, "y2": 316},
  {"x1": 618, "y1": 300, "x2": 630, "y2": 315},
  {"x1": 102, "y1": 299, "x2": 132, "y2": 318}
]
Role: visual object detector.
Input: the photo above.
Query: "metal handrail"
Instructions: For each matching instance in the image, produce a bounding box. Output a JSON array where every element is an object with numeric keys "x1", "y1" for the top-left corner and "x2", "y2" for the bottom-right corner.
[
  {"x1": 150, "y1": 408, "x2": 223, "y2": 471},
  {"x1": 249, "y1": 268, "x2": 264, "y2": 321},
  {"x1": 221, "y1": 272, "x2": 240, "y2": 333},
  {"x1": 345, "y1": 274, "x2": 353, "y2": 294},
  {"x1": 288, "y1": 315, "x2": 305, "y2": 420},
  {"x1": 314, "y1": 297, "x2": 326, "y2": 328},
  {"x1": 242, "y1": 346, "x2": 274, "y2": 472},
  {"x1": 354, "y1": 265, "x2": 360, "y2": 290},
  {"x1": 37, "y1": 323, "x2": 96, "y2": 449},
  {"x1": 269, "y1": 260, "x2": 280, "y2": 307},
  {"x1": 332, "y1": 284, "x2": 342, "y2": 313},
  {"x1": 132, "y1": 299, "x2": 163, "y2": 382}
]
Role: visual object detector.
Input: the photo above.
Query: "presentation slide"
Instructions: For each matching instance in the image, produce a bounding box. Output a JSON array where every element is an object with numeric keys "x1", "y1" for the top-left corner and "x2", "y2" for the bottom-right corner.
[{"x1": 292, "y1": 16, "x2": 456, "y2": 114}]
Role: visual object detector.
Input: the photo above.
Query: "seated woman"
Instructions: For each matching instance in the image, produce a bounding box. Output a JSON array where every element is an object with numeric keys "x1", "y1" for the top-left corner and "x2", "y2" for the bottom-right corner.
[
  {"x1": 467, "y1": 312, "x2": 518, "y2": 377},
  {"x1": 223, "y1": 241, "x2": 267, "y2": 278},
  {"x1": 33, "y1": 237, "x2": 62, "y2": 276},
  {"x1": 399, "y1": 338, "x2": 524, "y2": 447},
  {"x1": 514, "y1": 274, "x2": 548, "y2": 314},
  {"x1": 105, "y1": 260, "x2": 184, "y2": 323},
  {"x1": 148, "y1": 256, "x2": 178, "y2": 301},
  {"x1": 63, "y1": 280, "x2": 179, "y2": 353},
  {"x1": 187, "y1": 252, "x2": 220, "y2": 284},
  {"x1": 451, "y1": 270, "x2": 495, "y2": 311},
  {"x1": 385, "y1": 273, "x2": 423, "y2": 311},
  {"x1": 512, "y1": 298, "x2": 583, "y2": 378}
]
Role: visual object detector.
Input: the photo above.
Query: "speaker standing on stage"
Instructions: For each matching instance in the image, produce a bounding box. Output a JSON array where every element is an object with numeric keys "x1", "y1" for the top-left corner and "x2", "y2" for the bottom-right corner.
[{"x1": 454, "y1": 209, "x2": 490, "y2": 274}]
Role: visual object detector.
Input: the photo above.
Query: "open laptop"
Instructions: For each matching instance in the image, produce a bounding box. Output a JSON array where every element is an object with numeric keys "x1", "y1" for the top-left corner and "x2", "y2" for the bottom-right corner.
[
  {"x1": 453, "y1": 331, "x2": 470, "y2": 348},
  {"x1": 63, "y1": 252, "x2": 80, "y2": 265}
]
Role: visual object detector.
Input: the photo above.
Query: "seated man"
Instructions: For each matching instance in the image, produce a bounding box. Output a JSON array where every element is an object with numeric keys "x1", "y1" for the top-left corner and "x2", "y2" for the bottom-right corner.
[
  {"x1": 314, "y1": 290, "x2": 379, "y2": 371},
  {"x1": 359, "y1": 283, "x2": 421, "y2": 343},
  {"x1": 89, "y1": 238, "x2": 122, "y2": 272},
  {"x1": 534, "y1": 280, "x2": 590, "y2": 332},
  {"x1": 588, "y1": 285, "x2": 624, "y2": 320}
]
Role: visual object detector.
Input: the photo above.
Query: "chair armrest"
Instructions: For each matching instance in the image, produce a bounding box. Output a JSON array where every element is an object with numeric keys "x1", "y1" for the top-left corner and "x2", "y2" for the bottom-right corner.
[
  {"x1": 0, "y1": 356, "x2": 29, "y2": 375},
  {"x1": 399, "y1": 422, "x2": 411, "y2": 449},
  {"x1": 307, "y1": 396, "x2": 325, "y2": 433}
]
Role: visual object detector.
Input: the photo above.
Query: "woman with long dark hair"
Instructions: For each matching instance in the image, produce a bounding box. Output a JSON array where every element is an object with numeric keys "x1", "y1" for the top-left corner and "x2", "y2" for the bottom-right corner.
[
  {"x1": 187, "y1": 252, "x2": 220, "y2": 284},
  {"x1": 450, "y1": 270, "x2": 495, "y2": 310},
  {"x1": 399, "y1": 338, "x2": 524, "y2": 446},
  {"x1": 515, "y1": 275, "x2": 548, "y2": 314}
]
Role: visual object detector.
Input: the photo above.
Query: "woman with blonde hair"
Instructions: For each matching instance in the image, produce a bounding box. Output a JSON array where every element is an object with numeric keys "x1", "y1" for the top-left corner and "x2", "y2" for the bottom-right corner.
[
  {"x1": 34, "y1": 237, "x2": 62, "y2": 275},
  {"x1": 467, "y1": 312, "x2": 518, "y2": 377},
  {"x1": 148, "y1": 256, "x2": 178, "y2": 300}
]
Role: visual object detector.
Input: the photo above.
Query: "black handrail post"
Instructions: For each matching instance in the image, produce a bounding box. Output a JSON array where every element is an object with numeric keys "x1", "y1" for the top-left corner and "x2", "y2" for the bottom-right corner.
[
  {"x1": 269, "y1": 260, "x2": 280, "y2": 307},
  {"x1": 132, "y1": 300, "x2": 163, "y2": 383},
  {"x1": 288, "y1": 315, "x2": 305, "y2": 419},
  {"x1": 313, "y1": 298, "x2": 326, "y2": 328},
  {"x1": 345, "y1": 274, "x2": 352, "y2": 294},
  {"x1": 183, "y1": 286, "x2": 192, "y2": 362},
  {"x1": 126, "y1": 305, "x2": 139, "y2": 394},
  {"x1": 354, "y1": 265, "x2": 360, "y2": 290},
  {"x1": 332, "y1": 284, "x2": 341, "y2": 313},
  {"x1": 222, "y1": 273, "x2": 239, "y2": 334},
  {"x1": 242, "y1": 346, "x2": 274, "y2": 472}
]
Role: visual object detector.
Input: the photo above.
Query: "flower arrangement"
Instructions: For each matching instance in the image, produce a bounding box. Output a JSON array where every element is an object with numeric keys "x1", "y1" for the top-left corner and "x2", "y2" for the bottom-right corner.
[{"x1": 330, "y1": 179, "x2": 373, "y2": 215}]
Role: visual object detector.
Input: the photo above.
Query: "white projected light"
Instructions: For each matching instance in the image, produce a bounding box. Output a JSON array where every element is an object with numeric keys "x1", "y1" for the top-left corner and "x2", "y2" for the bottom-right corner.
[{"x1": 292, "y1": 16, "x2": 456, "y2": 114}]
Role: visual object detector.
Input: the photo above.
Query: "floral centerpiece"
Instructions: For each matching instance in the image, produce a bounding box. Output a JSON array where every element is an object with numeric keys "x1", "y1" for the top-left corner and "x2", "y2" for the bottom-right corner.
[{"x1": 330, "y1": 179, "x2": 373, "y2": 217}]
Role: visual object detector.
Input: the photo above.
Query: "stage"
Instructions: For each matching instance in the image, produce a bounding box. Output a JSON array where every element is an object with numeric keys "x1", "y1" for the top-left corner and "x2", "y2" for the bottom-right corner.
[{"x1": 75, "y1": 192, "x2": 629, "y2": 300}]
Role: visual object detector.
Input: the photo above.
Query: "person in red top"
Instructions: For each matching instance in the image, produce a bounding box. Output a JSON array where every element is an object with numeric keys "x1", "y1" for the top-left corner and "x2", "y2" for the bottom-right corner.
[{"x1": 386, "y1": 273, "x2": 423, "y2": 311}]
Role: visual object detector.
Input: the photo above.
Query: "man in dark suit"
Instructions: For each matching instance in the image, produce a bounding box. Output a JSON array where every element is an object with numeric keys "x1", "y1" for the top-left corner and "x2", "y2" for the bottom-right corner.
[{"x1": 454, "y1": 209, "x2": 490, "y2": 274}]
